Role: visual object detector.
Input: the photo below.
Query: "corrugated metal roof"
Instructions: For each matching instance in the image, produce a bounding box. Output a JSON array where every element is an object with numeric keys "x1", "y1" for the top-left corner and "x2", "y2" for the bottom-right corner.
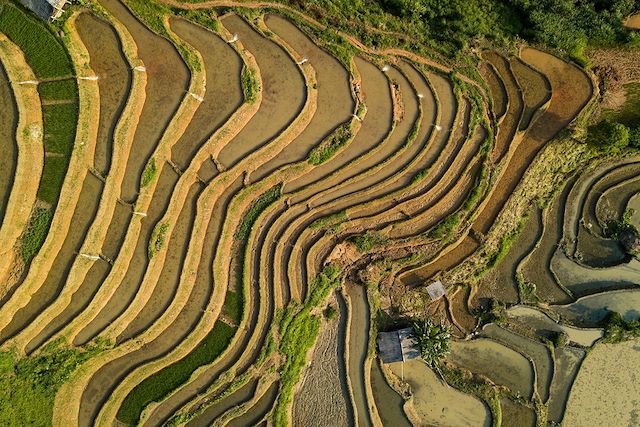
[{"x1": 19, "y1": 0, "x2": 67, "y2": 20}]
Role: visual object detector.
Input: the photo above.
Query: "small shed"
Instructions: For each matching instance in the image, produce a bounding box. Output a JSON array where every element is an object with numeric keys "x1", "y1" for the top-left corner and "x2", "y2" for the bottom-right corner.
[
  {"x1": 19, "y1": 0, "x2": 67, "y2": 21},
  {"x1": 378, "y1": 327, "x2": 420, "y2": 364}
]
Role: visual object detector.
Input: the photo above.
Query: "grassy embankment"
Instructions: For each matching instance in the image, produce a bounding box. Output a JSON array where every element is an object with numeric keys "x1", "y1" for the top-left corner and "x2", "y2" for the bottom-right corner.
[
  {"x1": 273, "y1": 264, "x2": 343, "y2": 426},
  {"x1": 0, "y1": 338, "x2": 109, "y2": 426},
  {"x1": 0, "y1": 3, "x2": 78, "y2": 264}
]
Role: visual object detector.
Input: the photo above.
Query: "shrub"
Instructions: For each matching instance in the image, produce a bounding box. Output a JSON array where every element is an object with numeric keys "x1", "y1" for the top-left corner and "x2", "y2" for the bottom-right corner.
[
  {"x1": 235, "y1": 185, "x2": 281, "y2": 242},
  {"x1": 630, "y1": 126, "x2": 640, "y2": 149},
  {"x1": 586, "y1": 119, "x2": 630, "y2": 154},
  {"x1": 602, "y1": 311, "x2": 640, "y2": 343},
  {"x1": 351, "y1": 231, "x2": 385, "y2": 252},
  {"x1": 549, "y1": 330, "x2": 569, "y2": 348},
  {"x1": 411, "y1": 318, "x2": 451, "y2": 369}
]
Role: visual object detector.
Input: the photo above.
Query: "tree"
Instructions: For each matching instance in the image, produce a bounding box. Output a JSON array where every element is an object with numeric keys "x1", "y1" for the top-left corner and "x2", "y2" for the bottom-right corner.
[
  {"x1": 411, "y1": 319, "x2": 451, "y2": 369},
  {"x1": 629, "y1": 126, "x2": 640, "y2": 149},
  {"x1": 586, "y1": 119, "x2": 630, "y2": 154}
]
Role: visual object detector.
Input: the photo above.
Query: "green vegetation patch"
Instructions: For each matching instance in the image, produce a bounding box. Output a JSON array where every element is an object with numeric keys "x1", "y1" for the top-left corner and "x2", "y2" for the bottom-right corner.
[
  {"x1": 38, "y1": 80, "x2": 78, "y2": 102},
  {"x1": 222, "y1": 291, "x2": 243, "y2": 325},
  {"x1": 20, "y1": 207, "x2": 52, "y2": 264},
  {"x1": 428, "y1": 213, "x2": 460, "y2": 239},
  {"x1": 141, "y1": 157, "x2": 157, "y2": 187},
  {"x1": 0, "y1": 339, "x2": 107, "y2": 427},
  {"x1": 117, "y1": 320, "x2": 237, "y2": 425},
  {"x1": 38, "y1": 156, "x2": 70, "y2": 205},
  {"x1": 241, "y1": 66, "x2": 260, "y2": 105},
  {"x1": 351, "y1": 231, "x2": 386, "y2": 252},
  {"x1": 148, "y1": 222, "x2": 169, "y2": 259},
  {"x1": 42, "y1": 103, "x2": 78, "y2": 156},
  {"x1": 0, "y1": 3, "x2": 74, "y2": 78},
  {"x1": 603, "y1": 83, "x2": 640, "y2": 126},
  {"x1": 274, "y1": 265, "x2": 342, "y2": 426},
  {"x1": 308, "y1": 122, "x2": 353, "y2": 165},
  {"x1": 235, "y1": 184, "x2": 282, "y2": 242},
  {"x1": 602, "y1": 311, "x2": 640, "y2": 343}
]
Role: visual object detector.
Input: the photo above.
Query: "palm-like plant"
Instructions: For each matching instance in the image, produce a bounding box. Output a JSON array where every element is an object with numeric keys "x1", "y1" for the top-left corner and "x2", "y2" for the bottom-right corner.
[{"x1": 411, "y1": 319, "x2": 451, "y2": 369}]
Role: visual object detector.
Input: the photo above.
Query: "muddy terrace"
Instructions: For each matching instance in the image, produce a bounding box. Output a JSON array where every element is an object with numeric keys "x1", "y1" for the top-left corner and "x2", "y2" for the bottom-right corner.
[{"x1": 0, "y1": 0, "x2": 638, "y2": 426}]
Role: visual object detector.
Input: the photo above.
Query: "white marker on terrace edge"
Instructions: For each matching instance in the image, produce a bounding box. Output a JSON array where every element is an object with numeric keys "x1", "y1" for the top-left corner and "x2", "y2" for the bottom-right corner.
[
  {"x1": 352, "y1": 114, "x2": 362, "y2": 122},
  {"x1": 417, "y1": 93, "x2": 424, "y2": 98},
  {"x1": 298, "y1": 58, "x2": 308, "y2": 65},
  {"x1": 80, "y1": 253, "x2": 100, "y2": 261},
  {"x1": 17, "y1": 80, "x2": 38, "y2": 85},
  {"x1": 189, "y1": 92, "x2": 204, "y2": 102},
  {"x1": 382, "y1": 65, "x2": 390, "y2": 72},
  {"x1": 78, "y1": 75, "x2": 99, "y2": 81},
  {"x1": 227, "y1": 33, "x2": 239, "y2": 43},
  {"x1": 133, "y1": 65, "x2": 146, "y2": 72},
  {"x1": 435, "y1": 124, "x2": 443, "y2": 131},
  {"x1": 133, "y1": 211, "x2": 147, "y2": 217}
]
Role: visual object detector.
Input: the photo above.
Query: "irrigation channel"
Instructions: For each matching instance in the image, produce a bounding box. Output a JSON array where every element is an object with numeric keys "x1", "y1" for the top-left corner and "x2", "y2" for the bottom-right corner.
[{"x1": 0, "y1": 1, "x2": 638, "y2": 426}]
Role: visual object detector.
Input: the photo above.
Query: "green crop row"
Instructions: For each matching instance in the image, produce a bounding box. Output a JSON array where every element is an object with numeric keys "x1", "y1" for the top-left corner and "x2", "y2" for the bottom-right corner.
[
  {"x1": 38, "y1": 80, "x2": 77, "y2": 102},
  {"x1": 0, "y1": 3, "x2": 74, "y2": 78},
  {"x1": 116, "y1": 320, "x2": 237, "y2": 425}
]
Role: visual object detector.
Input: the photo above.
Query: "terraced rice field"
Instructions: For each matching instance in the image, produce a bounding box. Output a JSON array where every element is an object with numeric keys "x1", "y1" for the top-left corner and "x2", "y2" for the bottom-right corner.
[{"x1": 1, "y1": 1, "x2": 639, "y2": 426}]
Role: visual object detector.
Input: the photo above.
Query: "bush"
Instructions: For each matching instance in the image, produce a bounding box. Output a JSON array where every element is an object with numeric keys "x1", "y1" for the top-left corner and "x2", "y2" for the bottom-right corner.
[
  {"x1": 549, "y1": 330, "x2": 569, "y2": 348},
  {"x1": 411, "y1": 318, "x2": 451, "y2": 368},
  {"x1": 141, "y1": 157, "x2": 157, "y2": 187},
  {"x1": 586, "y1": 119, "x2": 630, "y2": 154},
  {"x1": 602, "y1": 311, "x2": 640, "y2": 343},
  {"x1": 630, "y1": 126, "x2": 640, "y2": 149}
]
